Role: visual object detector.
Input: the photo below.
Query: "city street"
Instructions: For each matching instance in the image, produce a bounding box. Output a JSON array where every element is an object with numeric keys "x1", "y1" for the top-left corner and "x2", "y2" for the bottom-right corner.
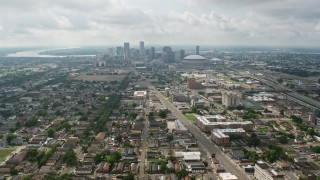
[{"x1": 151, "y1": 87, "x2": 252, "y2": 180}]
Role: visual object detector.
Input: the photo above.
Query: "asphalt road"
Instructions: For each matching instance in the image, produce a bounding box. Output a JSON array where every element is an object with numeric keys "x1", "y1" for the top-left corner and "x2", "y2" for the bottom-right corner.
[
  {"x1": 139, "y1": 107, "x2": 149, "y2": 179},
  {"x1": 152, "y1": 87, "x2": 251, "y2": 180}
]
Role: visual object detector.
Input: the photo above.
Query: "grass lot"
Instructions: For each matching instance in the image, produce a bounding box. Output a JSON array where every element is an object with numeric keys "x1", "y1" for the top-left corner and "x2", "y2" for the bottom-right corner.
[
  {"x1": 184, "y1": 113, "x2": 197, "y2": 122},
  {"x1": 258, "y1": 127, "x2": 269, "y2": 133},
  {"x1": 0, "y1": 148, "x2": 15, "y2": 162}
]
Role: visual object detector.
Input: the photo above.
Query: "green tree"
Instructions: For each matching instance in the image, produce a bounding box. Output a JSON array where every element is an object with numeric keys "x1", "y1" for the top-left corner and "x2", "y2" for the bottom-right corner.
[
  {"x1": 166, "y1": 134, "x2": 174, "y2": 142},
  {"x1": 26, "y1": 148, "x2": 38, "y2": 162},
  {"x1": 280, "y1": 109, "x2": 284, "y2": 116},
  {"x1": 310, "y1": 146, "x2": 320, "y2": 153},
  {"x1": 307, "y1": 128, "x2": 316, "y2": 136},
  {"x1": 62, "y1": 149, "x2": 77, "y2": 167},
  {"x1": 123, "y1": 173, "x2": 134, "y2": 180},
  {"x1": 247, "y1": 133, "x2": 260, "y2": 147},
  {"x1": 158, "y1": 109, "x2": 167, "y2": 119},
  {"x1": 176, "y1": 169, "x2": 189, "y2": 178},
  {"x1": 6, "y1": 133, "x2": 15, "y2": 144},
  {"x1": 47, "y1": 128, "x2": 55, "y2": 138},
  {"x1": 277, "y1": 135, "x2": 288, "y2": 144},
  {"x1": 10, "y1": 167, "x2": 18, "y2": 175},
  {"x1": 24, "y1": 118, "x2": 38, "y2": 127},
  {"x1": 203, "y1": 161, "x2": 208, "y2": 167}
]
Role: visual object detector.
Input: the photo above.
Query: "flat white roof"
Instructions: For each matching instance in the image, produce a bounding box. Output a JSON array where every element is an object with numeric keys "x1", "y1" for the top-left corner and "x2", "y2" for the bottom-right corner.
[
  {"x1": 219, "y1": 172, "x2": 238, "y2": 180},
  {"x1": 196, "y1": 115, "x2": 252, "y2": 126}
]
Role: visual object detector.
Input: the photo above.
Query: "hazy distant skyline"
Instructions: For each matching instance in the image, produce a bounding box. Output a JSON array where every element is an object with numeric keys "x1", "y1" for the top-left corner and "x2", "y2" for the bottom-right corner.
[{"x1": 1, "y1": 0, "x2": 320, "y2": 47}]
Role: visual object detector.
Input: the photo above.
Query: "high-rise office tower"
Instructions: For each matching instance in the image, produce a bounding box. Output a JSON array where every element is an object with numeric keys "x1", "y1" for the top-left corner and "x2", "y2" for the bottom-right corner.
[
  {"x1": 151, "y1": 47, "x2": 155, "y2": 59},
  {"x1": 196, "y1": 46, "x2": 200, "y2": 55},
  {"x1": 124, "y1": 42, "x2": 130, "y2": 60},
  {"x1": 163, "y1": 46, "x2": 172, "y2": 53},
  {"x1": 116, "y1": 46, "x2": 123, "y2": 56},
  {"x1": 180, "y1": 50, "x2": 185, "y2": 60},
  {"x1": 108, "y1": 48, "x2": 114, "y2": 55},
  {"x1": 139, "y1": 41, "x2": 145, "y2": 57}
]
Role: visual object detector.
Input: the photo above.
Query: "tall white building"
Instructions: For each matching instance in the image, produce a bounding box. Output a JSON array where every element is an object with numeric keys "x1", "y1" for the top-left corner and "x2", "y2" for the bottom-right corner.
[
  {"x1": 222, "y1": 91, "x2": 240, "y2": 107},
  {"x1": 254, "y1": 161, "x2": 285, "y2": 180}
]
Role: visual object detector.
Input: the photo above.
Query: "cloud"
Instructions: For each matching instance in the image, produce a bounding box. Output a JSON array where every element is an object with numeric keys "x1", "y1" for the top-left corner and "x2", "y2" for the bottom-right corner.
[{"x1": 0, "y1": 0, "x2": 319, "y2": 46}]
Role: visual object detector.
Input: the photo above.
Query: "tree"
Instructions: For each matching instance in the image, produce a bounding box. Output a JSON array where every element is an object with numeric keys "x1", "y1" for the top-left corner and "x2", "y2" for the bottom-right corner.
[
  {"x1": 277, "y1": 135, "x2": 288, "y2": 144},
  {"x1": 291, "y1": 115, "x2": 303, "y2": 123},
  {"x1": 191, "y1": 106, "x2": 198, "y2": 113},
  {"x1": 26, "y1": 148, "x2": 38, "y2": 162},
  {"x1": 247, "y1": 133, "x2": 260, "y2": 147},
  {"x1": 128, "y1": 112, "x2": 138, "y2": 120},
  {"x1": 47, "y1": 128, "x2": 55, "y2": 138},
  {"x1": 243, "y1": 109, "x2": 257, "y2": 120},
  {"x1": 176, "y1": 169, "x2": 189, "y2": 178},
  {"x1": 280, "y1": 109, "x2": 284, "y2": 116},
  {"x1": 123, "y1": 173, "x2": 134, "y2": 180},
  {"x1": 307, "y1": 128, "x2": 316, "y2": 136},
  {"x1": 166, "y1": 134, "x2": 174, "y2": 142},
  {"x1": 10, "y1": 167, "x2": 18, "y2": 175},
  {"x1": 203, "y1": 161, "x2": 208, "y2": 167},
  {"x1": 310, "y1": 146, "x2": 320, "y2": 153},
  {"x1": 62, "y1": 149, "x2": 77, "y2": 167},
  {"x1": 158, "y1": 109, "x2": 167, "y2": 119},
  {"x1": 24, "y1": 118, "x2": 38, "y2": 127},
  {"x1": 277, "y1": 78, "x2": 283, "y2": 84},
  {"x1": 6, "y1": 133, "x2": 15, "y2": 144}
]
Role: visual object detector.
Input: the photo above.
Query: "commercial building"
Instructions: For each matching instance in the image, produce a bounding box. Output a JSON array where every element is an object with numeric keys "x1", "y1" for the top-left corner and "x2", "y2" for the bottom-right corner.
[
  {"x1": 133, "y1": 91, "x2": 147, "y2": 100},
  {"x1": 124, "y1": 42, "x2": 130, "y2": 60},
  {"x1": 139, "y1": 41, "x2": 145, "y2": 57},
  {"x1": 218, "y1": 172, "x2": 238, "y2": 180},
  {"x1": 175, "y1": 152, "x2": 201, "y2": 161},
  {"x1": 151, "y1": 47, "x2": 155, "y2": 59},
  {"x1": 180, "y1": 50, "x2": 185, "y2": 60},
  {"x1": 211, "y1": 128, "x2": 246, "y2": 145},
  {"x1": 196, "y1": 46, "x2": 200, "y2": 55},
  {"x1": 195, "y1": 115, "x2": 253, "y2": 133},
  {"x1": 254, "y1": 161, "x2": 285, "y2": 180},
  {"x1": 222, "y1": 91, "x2": 240, "y2": 107},
  {"x1": 116, "y1": 46, "x2": 123, "y2": 56}
]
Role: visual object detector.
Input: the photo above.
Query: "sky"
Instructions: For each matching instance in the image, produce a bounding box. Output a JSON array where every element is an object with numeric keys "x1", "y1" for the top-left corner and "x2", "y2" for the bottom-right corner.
[{"x1": 0, "y1": 0, "x2": 320, "y2": 47}]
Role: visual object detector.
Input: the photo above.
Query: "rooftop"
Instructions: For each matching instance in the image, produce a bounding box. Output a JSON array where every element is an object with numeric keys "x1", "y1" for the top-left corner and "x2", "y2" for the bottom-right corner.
[{"x1": 184, "y1": 55, "x2": 206, "y2": 61}]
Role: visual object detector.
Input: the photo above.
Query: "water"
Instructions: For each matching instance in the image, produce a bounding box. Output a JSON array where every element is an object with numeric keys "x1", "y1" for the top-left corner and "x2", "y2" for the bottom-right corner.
[{"x1": 6, "y1": 48, "x2": 96, "y2": 58}]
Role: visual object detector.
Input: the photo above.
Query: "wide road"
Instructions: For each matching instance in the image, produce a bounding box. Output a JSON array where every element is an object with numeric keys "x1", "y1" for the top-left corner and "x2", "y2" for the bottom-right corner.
[{"x1": 152, "y1": 87, "x2": 251, "y2": 180}]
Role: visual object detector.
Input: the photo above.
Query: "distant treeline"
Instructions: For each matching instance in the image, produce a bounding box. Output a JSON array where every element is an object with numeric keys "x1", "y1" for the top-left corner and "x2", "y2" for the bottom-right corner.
[{"x1": 274, "y1": 68, "x2": 320, "y2": 77}]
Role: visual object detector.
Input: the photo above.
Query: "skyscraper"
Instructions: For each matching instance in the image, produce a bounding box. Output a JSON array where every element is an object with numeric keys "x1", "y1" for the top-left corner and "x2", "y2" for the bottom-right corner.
[
  {"x1": 116, "y1": 46, "x2": 123, "y2": 56},
  {"x1": 139, "y1": 41, "x2": 145, "y2": 57},
  {"x1": 151, "y1": 47, "x2": 155, "y2": 59},
  {"x1": 124, "y1": 42, "x2": 130, "y2": 60},
  {"x1": 196, "y1": 46, "x2": 200, "y2": 55},
  {"x1": 180, "y1": 50, "x2": 185, "y2": 60},
  {"x1": 163, "y1": 46, "x2": 172, "y2": 53}
]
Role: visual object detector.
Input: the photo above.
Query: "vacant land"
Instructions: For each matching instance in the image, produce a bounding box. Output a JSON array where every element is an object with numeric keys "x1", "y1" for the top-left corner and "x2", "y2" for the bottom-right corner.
[
  {"x1": 184, "y1": 113, "x2": 197, "y2": 122},
  {"x1": 74, "y1": 75, "x2": 126, "y2": 82},
  {"x1": 0, "y1": 148, "x2": 15, "y2": 162},
  {"x1": 258, "y1": 127, "x2": 269, "y2": 132}
]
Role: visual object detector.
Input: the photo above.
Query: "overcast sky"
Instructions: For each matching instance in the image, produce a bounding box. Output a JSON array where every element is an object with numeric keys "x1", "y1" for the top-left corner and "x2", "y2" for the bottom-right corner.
[{"x1": 0, "y1": 0, "x2": 320, "y2": 47}]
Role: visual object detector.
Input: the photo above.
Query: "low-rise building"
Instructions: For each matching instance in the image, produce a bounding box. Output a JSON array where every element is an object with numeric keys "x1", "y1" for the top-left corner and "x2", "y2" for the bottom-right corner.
[
  {"x1": 195, "y1": 115, "x2": 253, "y2": 133},
  {"x1": 254, "y1": 161, "x2": 285, "y2": 180},
  {"x1": 211, "y1": 128, "x2": 246, "y2": 145}
]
